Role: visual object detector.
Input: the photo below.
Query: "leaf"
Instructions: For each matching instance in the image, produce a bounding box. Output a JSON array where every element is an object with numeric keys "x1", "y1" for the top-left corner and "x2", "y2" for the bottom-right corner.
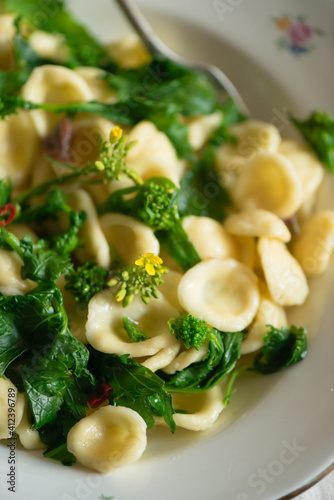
[
  {"x1": 0, "y1": 301, "x2": 29, "y2": 375},
  {"x1": 253, "y1": 325, "x2": 307, "y2": 374},
  {"x1": 0, "y1": 71, "x2": 29, "y2": 97},
  {"x1": 159, "y1": 331, "x2": 243, "y2": 393},
  {"x1": 178, "y1": 148, "x2": 231, "y2": 221},
  {"x1": 4, "y1": 0, "x2": 116, "y2": 70},
  {"x1": 0, "y1": 178, "x2": 13, "y2": 206},
  {"x1": 122, "y1": 318, "x2": 147, "y2": 342},
  {"x1": 88, "y1": 350, "x2": 176, "y2": 431},
  {"x1": 290, "y1": 111, "x2": 334, "y2": 172}
]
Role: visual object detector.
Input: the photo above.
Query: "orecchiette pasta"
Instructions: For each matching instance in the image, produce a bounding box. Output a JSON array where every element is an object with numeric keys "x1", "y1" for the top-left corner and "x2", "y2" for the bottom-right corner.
[
  {"x1": 290, "y1": 210, "x2": 334, "y2": 276},
  {"x1": 29, "y1": 31, "x2": 69, "y2": 64},
  {"x1": 178, "y1": 258, "x2": 260, "y2": 332},
  {"x1": 156, "y1": 385, "x2": 224, "y2": 431},
  {"x1": 21, "y1": 65, "x2": 94, "y2": 136},
  {"x1": 0, "y1": 111, "x2": 39, "y2": 188},
  {"x1": 231, "y1": 150, "x2": 303, "y2": 218},
  {"x1": 240, "y1": 282, "x2": 287, "y2": 355},
  {"x1": 124, "y1": 121, "x2": 186, "y2": 186},
  {"x1": 278, "y1": 140, "x2": 324, "y2": 214},
  {"x1": 224, "y1": 208, "x2": 291, "y2": 243},
  {"x1": 85, "y1": 290, "x2": 180, "y2": 357},
  {"x1": 67, "y1": 405, "x2": 147, "y2": 473},
  {"x1": 68, "y1": 188, "x2": 111, "y2": 267},
  {"x1": 258, "y1": 237, "x2": 309, "y2": 306},
  {"x1": 182, "y1": 215, "x2": 239, "y2": 261},
  {"x1": 99, "y1": 213, "x2": 160, "y2": 265},
  {"x1": 214, "y1": 120, "x2": 281, "y2": 186},
  {"x1": 186, "y1": 111, "x2": 222, "y2": 150},
  {"x1": 15, "y1": 395, "x2": 47, "y2": 450},
  {"x1": 0, "y1": 250, "x2": 35, "y2": 296},
  {"x1": 106, "y1": 34, "x2": 151, "y2": 69}
]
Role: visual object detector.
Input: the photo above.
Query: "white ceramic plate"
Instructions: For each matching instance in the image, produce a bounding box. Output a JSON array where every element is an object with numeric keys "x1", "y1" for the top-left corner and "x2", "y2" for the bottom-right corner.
[{"x1": 1, "y1": 1, "x2": 334, "y2": 499}]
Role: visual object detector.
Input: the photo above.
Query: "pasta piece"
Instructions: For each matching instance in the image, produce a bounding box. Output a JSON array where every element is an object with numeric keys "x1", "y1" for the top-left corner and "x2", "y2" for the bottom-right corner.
[
  {"x1": 67, "y1": 405, "x2": 147, "y2": 473},
  {"x1": 258, "y1": 237, "x2": 309, "y2": 306},
  {"x1": 124, "y1": 121, "x2": 186, "y2": 186},
  {"x1": 156, "y1": 385, "x2": 224, "y2": 431},
  {"x1": 278, "y1": 140, "x2": 324, "y2": 213},
  {"x1": 75, "y1": 67, "x2": 117, "y2": 103},
  {"x1": 106, "y1": 34, "x2": 151, "y2": 69},
  {"x1": 186, "y1": 111, "x2": 222, "y2": 150},
  {"x1": 215, "y1": 120, "x2": 281, "y2": 186},
  {"x1": 0, "y1": 250, "x2": 35, "y2": 296},
  {"x1": 233, "y1": 235, "x2": 256, "y2": 270},
  {"x1": 224, "y1": 209, "x2": 291, "y2": 243},
  {"x1": 157, "y1": 270, "x2": 183, "y2": 310},
  {"x1": 182, "y1": 215, "x2": 239, "y2": 260},
  {"x1": 69, "y1": 189, "x2": 111, "y2": 267},
  {"x1": 86, "y1": 290, "x2": 180, "y2": 357},
  {"x1": 290, "y1": 211, "x2": 334, "y2": 276},
  {"x1": 21, "y1": 65, "x2": 94, "y2": 136},
  {"x1": 141, "y1": 343, "x2": 182, "y2": 372},
  {"x1": 0, "y1": 14, "x2": 15, "y2": 69},
  {"x1": 240, "y1": 282, "x2": 287, "y2": 355},
  {"x1": 231, "y1": 150, "x2": 303, "y2": 218},
  {"x1": 99, "y1": 213, "x2": 160, "y2": 265},
  {"x1": 0, "y1": 378, "x2": 25, "y2": 439},
  {"x1": 0, "y1": 111, "x2": 39, "y2": 188},
  {"x1": 7, "y1": 223, "x2": 37, "y2": 242},
  {"x1": 29, "y1": 31, "x2": 68, "y2": 63},
  {"x1": 15, "y1": 394, "x2": 46, "y2": 450},
  {"x1": 178, "y1": 259, "x2": 260, "y2": 332},
  {"x1": 162, "y1": 341, "x2": 208, "y2": 375}
]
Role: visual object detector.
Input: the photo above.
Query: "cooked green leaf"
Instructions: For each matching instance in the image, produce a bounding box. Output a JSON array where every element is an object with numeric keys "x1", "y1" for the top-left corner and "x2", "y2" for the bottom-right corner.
[
  {"x1": 290, "y1": 111, "x2": 334, "y2": 172},
  {"x1": 253, "y1": 325, "x2": 307, "y2": 374}
]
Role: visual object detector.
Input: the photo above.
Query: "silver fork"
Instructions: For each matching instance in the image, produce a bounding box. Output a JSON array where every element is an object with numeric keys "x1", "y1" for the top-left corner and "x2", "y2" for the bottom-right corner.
[{"x1": 115, "y1": 0, "x2": 248, "y2": 114}]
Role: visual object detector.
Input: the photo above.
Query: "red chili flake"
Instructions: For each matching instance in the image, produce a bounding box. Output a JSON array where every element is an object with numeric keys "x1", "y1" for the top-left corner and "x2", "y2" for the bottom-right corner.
[
  {"x1": 0, "y1": 203, "x2": 16, "y2": 227},
  {"x1": 88, "y1": 382, "x2": 113, "y2": 409}
]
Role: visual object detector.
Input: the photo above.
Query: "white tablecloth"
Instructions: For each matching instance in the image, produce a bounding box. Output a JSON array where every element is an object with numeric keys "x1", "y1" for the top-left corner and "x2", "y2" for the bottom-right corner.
[{"x1": 295, "y1": 470, "x2": 334, "y2": 499}]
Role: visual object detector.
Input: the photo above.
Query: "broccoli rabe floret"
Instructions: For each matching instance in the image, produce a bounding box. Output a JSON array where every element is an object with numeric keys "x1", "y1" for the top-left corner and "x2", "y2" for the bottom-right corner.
[
  {"x1": 133, "y1": 179, "x2": 179, "y2": 231},
  {"x1": 65, "y1": 261, "x2": 109, "y2": 305},
  {"x1": 168, "y1": 313, "x2": 211, "y2": 350}
]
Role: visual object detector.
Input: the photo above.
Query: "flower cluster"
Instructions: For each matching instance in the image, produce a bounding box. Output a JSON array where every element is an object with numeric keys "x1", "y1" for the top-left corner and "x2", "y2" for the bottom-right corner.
[{"x1": 107, "y1": 253, "x2": 167, "y2": 307}]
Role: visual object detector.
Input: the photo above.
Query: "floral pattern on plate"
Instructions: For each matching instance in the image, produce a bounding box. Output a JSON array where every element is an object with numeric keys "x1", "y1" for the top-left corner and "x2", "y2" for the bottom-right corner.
[{"x1": 273, "y1": 14, "x2": 325, "y2": 55}]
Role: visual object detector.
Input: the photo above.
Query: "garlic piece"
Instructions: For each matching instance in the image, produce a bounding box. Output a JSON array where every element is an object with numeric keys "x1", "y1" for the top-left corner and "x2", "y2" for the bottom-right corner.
[
  {"x1": 67, "y1": 405, "x2": 147, "y2": 473},
  {"x1": 225, "y1": 209, "x2": 291, "y2": 243},
  {"x1": 178, "y1": 259, "x2": 260, "y2": 332},
  {"x1": 290, "y1": 211, "x2": 334, "y2": 276},
  {"x1": 258, "y1": 237, "x2": 309, "y2": 306}
]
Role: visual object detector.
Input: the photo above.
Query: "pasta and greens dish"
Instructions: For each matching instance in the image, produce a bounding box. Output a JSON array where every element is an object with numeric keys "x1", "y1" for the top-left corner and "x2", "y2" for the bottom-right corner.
[{"x1": 0, "y1": 0, "x2": 334, "y2": 474}]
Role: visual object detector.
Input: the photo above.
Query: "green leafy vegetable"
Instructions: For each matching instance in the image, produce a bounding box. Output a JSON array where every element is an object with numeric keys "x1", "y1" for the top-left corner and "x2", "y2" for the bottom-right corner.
[
  {"x1": 88, "y1": 350, "x2": 176, "y2": 432},
  {"x1": 159, "y1": 330, "x2": 243, "y2": 393},
  {"x1": 290, "y1": 111, "x2": 334, "y2": 172},
  {"x1": 122, "y1": 318, "x2": 147, "y2": 342},
  {"x1": 0, "y1": 177, "x2": 12, "y2": 206},
  {"x1": 168, "y1": 313, "x2": 210, "y2": 350},
  {"x1": 3, "y1": 0, "x2": 116, "y2": 69},
  {"x1": 253, "y1": 325, "x2": 307, "y2": 374},
  {"x1": 64, "y1": 261, "x2": 109, "y2": 305}
]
